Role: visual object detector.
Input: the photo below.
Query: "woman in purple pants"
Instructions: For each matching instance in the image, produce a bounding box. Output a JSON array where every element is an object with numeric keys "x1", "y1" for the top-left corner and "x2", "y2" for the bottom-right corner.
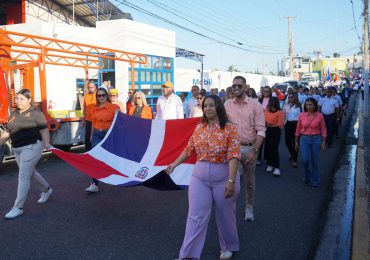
[{"x1": 166, "y1": 95, "x2": 240, "y2": 260}]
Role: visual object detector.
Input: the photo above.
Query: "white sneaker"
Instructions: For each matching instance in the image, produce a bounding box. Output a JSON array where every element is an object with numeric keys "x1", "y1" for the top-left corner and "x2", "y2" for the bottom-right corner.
[
  {"x1": 266, "y1": 165, "x2": 274, "y2": 172},
  {"x1": 220, "y1": 250, "x2": 233, "y2": 260},
  {"x1": 38, "y1": 188, "x2": 53, "y2": 203},
  {"x1": 244, "y1": 207, "x2": 255, "y2": 222},
  {"x1": 85, "y1": 183, "x2": 99, "y2": 193},
  {"x1": 273, "y1": 168, "x2": 281, "y2": 176},
  {"x1": 5, "y1": 207, "x2": 23, "y2": 219}
]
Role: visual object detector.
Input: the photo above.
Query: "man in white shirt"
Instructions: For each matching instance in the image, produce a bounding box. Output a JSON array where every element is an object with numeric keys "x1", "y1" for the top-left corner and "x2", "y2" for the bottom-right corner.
[
  {"x1": 155, "y1": 81, "x2": 184, "y2": 120},
  {"x1": 186, "y1": 85, "x2": 200, "y2": 117},
  {"x1": 319, "y1": 87, "x2": 339, "y2": 148}
]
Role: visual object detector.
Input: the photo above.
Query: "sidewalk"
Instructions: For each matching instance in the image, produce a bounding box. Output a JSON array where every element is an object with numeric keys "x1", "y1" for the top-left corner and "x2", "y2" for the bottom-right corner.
[{"x1": 352, "y1": 95, "x2": 370, "y2": 259}]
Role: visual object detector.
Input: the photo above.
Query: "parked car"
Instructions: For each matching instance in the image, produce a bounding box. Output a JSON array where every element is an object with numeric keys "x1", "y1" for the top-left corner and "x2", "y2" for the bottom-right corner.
[{"x1": 284, "y1": 80, "x2": 300, "y2": 88}]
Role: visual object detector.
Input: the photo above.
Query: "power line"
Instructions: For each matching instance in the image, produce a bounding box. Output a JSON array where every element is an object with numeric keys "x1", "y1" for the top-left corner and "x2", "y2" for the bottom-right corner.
[
  {"x1": 146, "y1": 0, "x2": 284, "y2": 52},
  {"x1": 115, "y1": 0, "x2": 285, "y2": 54},
  {"x1": 350, "y1": 0, "x2": 362, "y2": 40}
]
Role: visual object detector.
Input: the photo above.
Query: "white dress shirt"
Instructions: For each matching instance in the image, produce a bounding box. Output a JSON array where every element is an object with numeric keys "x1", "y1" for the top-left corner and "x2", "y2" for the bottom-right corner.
[
  {"x1": 283, "y1": 104, "x2": 301, "y2": 121},
  {"x1": 186, "y1": 96, "x2": 198, "y2": 117},
  {"x1": 319, "y1": 96, "x2": 339, "y2": 115},
  {"x1": 155, "y1": 93, "x2": 184, "y2": 120}
]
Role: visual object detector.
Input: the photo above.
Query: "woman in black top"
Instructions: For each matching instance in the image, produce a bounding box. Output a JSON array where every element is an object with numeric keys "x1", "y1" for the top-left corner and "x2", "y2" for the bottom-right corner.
[{"x1": 0, "y1": 89, "x2": 53, "y2": 219}]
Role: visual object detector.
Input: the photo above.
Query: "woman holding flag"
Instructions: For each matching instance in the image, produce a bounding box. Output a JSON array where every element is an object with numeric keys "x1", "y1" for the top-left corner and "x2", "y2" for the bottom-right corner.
[{"x1": 166, "y1": 95, "x2": 240, "y2": 260}]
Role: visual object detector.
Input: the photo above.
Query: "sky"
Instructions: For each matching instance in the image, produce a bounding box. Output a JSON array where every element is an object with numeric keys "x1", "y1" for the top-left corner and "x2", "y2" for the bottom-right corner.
[{"x1": 111, "y1": 0, "x2": 364, "y2": 74}]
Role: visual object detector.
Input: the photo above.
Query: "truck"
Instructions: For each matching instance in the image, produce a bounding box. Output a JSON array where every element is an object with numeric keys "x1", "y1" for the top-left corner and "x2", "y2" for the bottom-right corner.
[
  {"x1": 300, "y1": 73, "x2": 320, "y2": 87},
  {"x1": 0, "y1": 28, "x2": 147, "y2": 165}
]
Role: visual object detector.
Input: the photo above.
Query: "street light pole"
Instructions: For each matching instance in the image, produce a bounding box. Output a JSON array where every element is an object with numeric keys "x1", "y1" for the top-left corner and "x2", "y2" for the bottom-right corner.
[{"x1": 364, "y1": 0, "x2": 369, "y2": 117}]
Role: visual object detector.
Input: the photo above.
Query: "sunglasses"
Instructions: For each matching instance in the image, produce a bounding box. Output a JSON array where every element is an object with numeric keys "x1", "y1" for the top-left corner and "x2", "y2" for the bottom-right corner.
[
  {"x1": 97, "y1": 94, "x2": 106, "y2": 98},
  {"x1": 232, "y1": 84, "x2": 243, "y2": 89}
]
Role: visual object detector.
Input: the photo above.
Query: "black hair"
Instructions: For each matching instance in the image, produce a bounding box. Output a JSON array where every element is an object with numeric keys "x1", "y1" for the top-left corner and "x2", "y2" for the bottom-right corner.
[
  {"x1": 202, "y1": 95, "x2": 228, "y2": 129},
  {"x1": 267, "y1": 96, "x2": 281, "y2": 112},
  {"x1": 247, "y1": 88, "x2": 257, "y2": 98},
  {"x1": 233, "y1": 75, "x2": 247, "y2": 84},
  {"x1": 17, "y1": 88, "x2": 32, "y2": 99},
  {"x1": 304, "y1": 97, "x2": 319, "y2": 112}
]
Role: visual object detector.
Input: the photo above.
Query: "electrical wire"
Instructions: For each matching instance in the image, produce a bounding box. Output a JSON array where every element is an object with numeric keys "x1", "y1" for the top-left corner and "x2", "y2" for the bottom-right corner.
[
  {"x1": 350, "y1": 0, "x2": 362, "y2": 40},
  {"x1": 115, "y1": 0, "x2": 285, "y2": 54}
]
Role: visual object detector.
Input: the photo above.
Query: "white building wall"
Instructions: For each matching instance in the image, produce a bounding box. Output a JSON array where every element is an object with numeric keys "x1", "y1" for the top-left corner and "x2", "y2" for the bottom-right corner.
[{"x1": 175, "y1": 69, "x2": 289, "y2": 92}]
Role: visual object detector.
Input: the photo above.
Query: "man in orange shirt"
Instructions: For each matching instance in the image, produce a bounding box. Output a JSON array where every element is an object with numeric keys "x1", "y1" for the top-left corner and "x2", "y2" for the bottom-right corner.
[
  {"x1": 225, "y1": 76, "x2": 266, "y2": 222},
  {"x1": 83, "y1": 81, "x2": 97, "y2": 152}
]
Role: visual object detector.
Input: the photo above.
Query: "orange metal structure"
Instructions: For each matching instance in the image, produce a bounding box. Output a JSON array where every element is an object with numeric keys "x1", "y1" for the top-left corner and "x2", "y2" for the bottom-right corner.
[{"x1": 0, "y1": 28, "x2": 147, "y2": 128}]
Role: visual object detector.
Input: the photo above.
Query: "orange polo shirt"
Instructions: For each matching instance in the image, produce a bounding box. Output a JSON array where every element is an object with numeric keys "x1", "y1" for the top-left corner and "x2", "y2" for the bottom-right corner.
[
  {"x1": 91, "y1": 102, "x2": 119, "y2": 130},
  {"x1": 264, "y1": 110, "x2": 284, "y2": 128},
  {"x1": 83, "y1": 91, "x2": 97, "y2": 121}
]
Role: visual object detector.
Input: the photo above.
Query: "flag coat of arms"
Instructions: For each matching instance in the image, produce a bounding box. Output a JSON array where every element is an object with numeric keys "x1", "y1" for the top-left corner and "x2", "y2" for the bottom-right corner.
[{"x1": 52, "y1": 113, "x2": 201, "y2": 190}]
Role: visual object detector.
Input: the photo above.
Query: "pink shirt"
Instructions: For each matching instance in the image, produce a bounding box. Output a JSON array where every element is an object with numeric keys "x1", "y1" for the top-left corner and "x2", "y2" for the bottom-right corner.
[
  {"x1": 262, "y1": 97, "x2": 269, "y2": 111},
  {"x1": 225, "y1": 96, "x2": 266, "y2": 143},
  {"x1": 295, "y1": 112, "x2": 327, "y2": 138}
]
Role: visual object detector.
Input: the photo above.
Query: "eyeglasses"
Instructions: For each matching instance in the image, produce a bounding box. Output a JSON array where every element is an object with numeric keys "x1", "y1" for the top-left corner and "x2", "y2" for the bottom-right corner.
[
  {"x1": 232, "y1": 84, "x2": 243, "y2": 89},
  {"x1": 97, "y1": 94, "x2": 106, "y2": 98},
  {"x1": 134, "y1": 97, "x2": 141, "y2": 100}
]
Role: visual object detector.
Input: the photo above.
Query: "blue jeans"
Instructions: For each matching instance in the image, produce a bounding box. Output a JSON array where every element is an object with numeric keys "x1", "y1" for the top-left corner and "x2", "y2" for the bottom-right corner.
[
  {"x1": 90, "y1": 130, "x2": 108, "y2": 185},
  {"x1": 299, "y1": 135, "x2": 322, "y2": 187}
]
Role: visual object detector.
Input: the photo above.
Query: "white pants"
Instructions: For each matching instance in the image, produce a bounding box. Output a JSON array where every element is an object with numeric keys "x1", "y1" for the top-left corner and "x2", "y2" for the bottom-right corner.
[{"x1": 12, "y1": 140, "x2": 49, "y2": 209}]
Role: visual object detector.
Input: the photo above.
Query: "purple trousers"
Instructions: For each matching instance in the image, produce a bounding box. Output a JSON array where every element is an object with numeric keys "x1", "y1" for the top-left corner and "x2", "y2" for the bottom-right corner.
[{"x1": 179, "y1": 161, "x2": 240, "y2": 259}]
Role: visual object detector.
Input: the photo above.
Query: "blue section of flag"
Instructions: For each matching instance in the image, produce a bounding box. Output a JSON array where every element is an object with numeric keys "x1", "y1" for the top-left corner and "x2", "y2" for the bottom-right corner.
[
  {"x1": 101, "y1": 113, "x2": 152, "y2": 163},
  {"x1": 326, "y1": 67, "x2": 331, "y2": 81}
]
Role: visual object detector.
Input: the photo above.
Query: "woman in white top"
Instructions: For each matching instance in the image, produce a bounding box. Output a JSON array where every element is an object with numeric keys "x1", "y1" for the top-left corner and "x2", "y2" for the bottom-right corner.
[
  {"x1": 189, "y1": 92, "x2": 206, "y2": 118},
  {"x1": 283, "y1": 93, "x2": 301, "y2": 167}
]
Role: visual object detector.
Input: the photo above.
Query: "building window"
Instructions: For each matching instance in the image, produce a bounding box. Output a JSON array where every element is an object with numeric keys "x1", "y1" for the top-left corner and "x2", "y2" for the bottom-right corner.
[{"x1": 128, "y1": 55, "x2": 174, "y2": 109}]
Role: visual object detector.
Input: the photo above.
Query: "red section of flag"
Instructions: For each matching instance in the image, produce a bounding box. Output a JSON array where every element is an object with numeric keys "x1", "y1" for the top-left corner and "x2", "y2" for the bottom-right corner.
[
  {"x1": 154, "y1": 117, "x2": 200, "y2": 166},
  {"x1": 51, "y1": 149, "x2": 128, "y2": 179}
]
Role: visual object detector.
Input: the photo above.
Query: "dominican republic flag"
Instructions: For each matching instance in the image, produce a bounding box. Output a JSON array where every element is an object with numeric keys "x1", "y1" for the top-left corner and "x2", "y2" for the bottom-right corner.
[
  {"x1": 52, "y1": 113, "x2": 201, "y2": 190},
  {"x1": 326, "y1": 67, "x2": 331, "y2": 81}
]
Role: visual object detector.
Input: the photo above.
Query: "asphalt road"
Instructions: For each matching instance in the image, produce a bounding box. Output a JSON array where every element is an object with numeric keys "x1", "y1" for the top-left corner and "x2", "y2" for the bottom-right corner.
[{"x1": 0, "y1": 97, "x2": 355, "y2": 260}]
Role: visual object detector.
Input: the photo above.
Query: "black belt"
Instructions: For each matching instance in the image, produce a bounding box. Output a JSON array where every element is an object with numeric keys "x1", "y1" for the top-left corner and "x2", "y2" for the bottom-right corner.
[{"x1": 241, "y1": 142, "x2": 253, "y2": 146}]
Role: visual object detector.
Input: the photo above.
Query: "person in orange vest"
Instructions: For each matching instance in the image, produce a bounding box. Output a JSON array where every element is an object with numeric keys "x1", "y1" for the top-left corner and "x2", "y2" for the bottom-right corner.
[
  {"x1": 128, "y1": 91, "x2": 153, "y2": 119},
  {"x1": 83, "y1": 81, "x2": 97, "y2": 152},
  {"x1": 109, "y1": 88, "x2": 126, "y2": 113}
]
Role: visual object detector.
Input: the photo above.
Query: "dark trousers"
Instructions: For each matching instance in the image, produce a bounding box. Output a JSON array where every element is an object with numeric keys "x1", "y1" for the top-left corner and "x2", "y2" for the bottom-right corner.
[
  {"x1": 323, "y1": 113, "x2": 336, "y2": 146},
  {"x1": 257, "y1": 140, "x2": 264, "y2": 161},
  {"x1": 264, "y1": 127, "x2": 281, "y2": 169},
  {"x1": 85, "y1": 120, "x2": 92, "y2": 152},
  {"x1": 284, "y1": 121, "x2": 298, "y2": 162},
  {"x1": 90, "y1": 129, "x2": 108, "y2": 186}
]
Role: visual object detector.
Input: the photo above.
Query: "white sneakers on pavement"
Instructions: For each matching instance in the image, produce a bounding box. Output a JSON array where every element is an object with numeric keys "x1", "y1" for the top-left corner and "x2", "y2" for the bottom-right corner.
[
  {"x1": 273, "y1": 168, "x2": 281, "y2": 177},
  {"x1": 244, "y1": 206, "x2": 255, "y2": 222},
  {"x1": 266, "y1": 165, "x2": 274, "y2": 172},
  {"x1": 38, "y1": 188, "x2": 53, "y2": 203},
  {"x1": 85, "y1": 183, "x2": 99, "y2": 193},
  {"x1": 220, "y1": 250, "x2": 233, "y2": 260},
  {"x1": 5, "y1": 207, "x2": 24, "y2": 219}
]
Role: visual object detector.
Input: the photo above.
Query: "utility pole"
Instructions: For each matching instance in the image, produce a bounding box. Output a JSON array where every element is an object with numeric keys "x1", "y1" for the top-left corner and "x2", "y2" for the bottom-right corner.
[
  {"x1": 364, "y1": 0, "x2": 369, "y2": 117},
  {"x1": 281, "y1": 16, "x2": 296, "y2": 79}
]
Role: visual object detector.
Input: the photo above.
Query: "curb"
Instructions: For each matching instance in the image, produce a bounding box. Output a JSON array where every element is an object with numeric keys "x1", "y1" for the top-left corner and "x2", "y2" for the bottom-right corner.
[{"x1": 352, "y1": 96, "x2": 370, "y2": 260}]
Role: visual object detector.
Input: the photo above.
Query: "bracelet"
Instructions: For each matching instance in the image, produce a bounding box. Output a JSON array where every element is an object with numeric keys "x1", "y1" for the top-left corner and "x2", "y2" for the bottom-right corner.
[{"x1": 228, "y1": 179, "x2": 235, "y2": 183}]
